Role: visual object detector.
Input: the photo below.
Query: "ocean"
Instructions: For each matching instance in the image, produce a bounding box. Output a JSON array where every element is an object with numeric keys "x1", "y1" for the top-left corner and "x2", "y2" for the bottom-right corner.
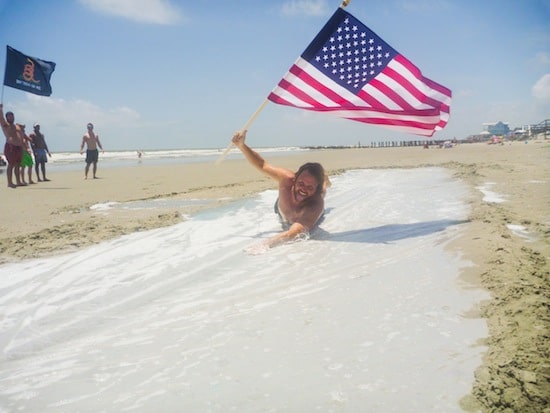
[
  {"x1": 0, "y1": 167, "x2": 488, "y2": 412},
  {"x1": 43, "y1": 147, "x2": 309, "y2": 172}
]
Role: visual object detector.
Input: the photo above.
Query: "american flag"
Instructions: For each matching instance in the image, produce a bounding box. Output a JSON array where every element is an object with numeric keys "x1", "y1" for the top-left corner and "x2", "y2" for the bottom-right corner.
[{"x1": 268, "y1": 8, "x2": 451, "y2": 137}]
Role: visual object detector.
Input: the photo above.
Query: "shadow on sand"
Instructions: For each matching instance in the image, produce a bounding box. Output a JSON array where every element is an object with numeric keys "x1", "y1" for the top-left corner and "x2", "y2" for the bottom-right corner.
[{"x1": 313, "y1": 219, "x2": 468, "y2": 244}]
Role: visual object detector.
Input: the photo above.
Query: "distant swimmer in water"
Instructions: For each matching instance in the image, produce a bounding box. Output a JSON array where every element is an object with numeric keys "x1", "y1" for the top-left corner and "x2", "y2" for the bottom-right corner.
[{"x1": 231, "y1": 130, "x2": 330, "y2": 252}]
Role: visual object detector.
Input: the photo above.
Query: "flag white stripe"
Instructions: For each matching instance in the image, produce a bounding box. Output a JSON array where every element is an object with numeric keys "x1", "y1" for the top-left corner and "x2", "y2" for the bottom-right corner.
[
  {"x1": 318, "y1": 109, "x2": 441, "y2": 123},
  {"x1": 282, "y1": 70, "x2": 339, "y2": 107},
  {"x1": 388, "y1": 59, "x2": 451, "y2": 107},
  {"x1": 375, "y1": 72, "x2": 435, "y2": 110},
  {"x1": 360, "y1": 81, "x2": 404, "y2": 111}
]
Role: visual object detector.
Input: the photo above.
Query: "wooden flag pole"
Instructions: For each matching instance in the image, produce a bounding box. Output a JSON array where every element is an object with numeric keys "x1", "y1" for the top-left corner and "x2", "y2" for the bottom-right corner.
[
  {"x1": 215, "y1": 98, "x2": 269, "y2": 165},
  {"x1": 216, "y1": 0, "x2": 347, "y2": 165}
]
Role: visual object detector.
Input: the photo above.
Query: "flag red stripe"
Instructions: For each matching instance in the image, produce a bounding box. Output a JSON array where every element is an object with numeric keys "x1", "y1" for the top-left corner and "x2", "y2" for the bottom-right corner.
[
  {"x1": 381, "y1": 65, "x2": 430, "y2": 109},
  {"x1": 394, "y1": 55, "x2": 451, "y2": 105},
  {"x1": 367, "y1": 77, "x2": 416, "y2": 111},
  {"x1": 277, "y1": 78, "x2": 325, "y2": 108},
  {"x1": 288, "y1": 64, "x2": 356, "y2": 107}
]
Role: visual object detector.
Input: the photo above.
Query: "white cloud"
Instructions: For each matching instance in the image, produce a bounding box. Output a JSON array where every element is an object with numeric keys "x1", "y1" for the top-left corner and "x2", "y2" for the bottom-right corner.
[
  {"x1": 281, "y1": 0, "x2": 329, "y2": 17},
  {"x1": 7, "y1": 95, "x2": 141, "y2": 148},
  {"x1": 79, "y1": 0, "x2": 184, "y2": 25},
  {"x1": 21, "y1": 95, "x2": 139, "y2": 128},
  {"x1": 532, "y1": 73, "x2": 550, "y2": 101},
  {"x1": 530, "y1": 52, "x2": 550, "y2": 70}
]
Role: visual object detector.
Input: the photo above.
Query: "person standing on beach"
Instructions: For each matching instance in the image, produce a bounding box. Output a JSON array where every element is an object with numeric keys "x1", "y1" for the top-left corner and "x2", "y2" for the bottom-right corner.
[
  {"x1": 0, "y1": 103, "x2": 25, "y2": 188},
  {"x1": 18, "y1": 124, "x2": 35, "y2": 185},
  {"x1": 231, "y1": 129, "x2": 329, "y2": 250},
  {"x1": 30, "y1": 123, "x2": 52, "y2": 181},
  {"x1": 80, "y1": 122, "x2": 103, "y2": 179}
]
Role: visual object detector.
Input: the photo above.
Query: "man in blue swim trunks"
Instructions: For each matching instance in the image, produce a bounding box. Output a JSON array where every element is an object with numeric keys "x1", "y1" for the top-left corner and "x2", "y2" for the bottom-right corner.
[
  {"x1": 30, "y1": 123, "x2": 52, "y2": 181},
  {"x1": 232, "y1": 130, "x2": 329, "y2": 249}
]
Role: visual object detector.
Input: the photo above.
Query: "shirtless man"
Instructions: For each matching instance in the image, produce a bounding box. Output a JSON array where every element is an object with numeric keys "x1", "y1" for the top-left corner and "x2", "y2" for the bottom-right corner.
[
  {"x1": 0, "y1": 103, "x2": 25, "y2": 188},
  {"x1": 80, "y1": 122, "x2": 104, "y2": 179},
  {"x1": 231, "y1": 129, "x2": 329, "y2": 250},
  {"x1": 18, "y1": 124, "x2": 35, "y2": 185},
  {"x1": 30, "y1": 123, "x2": 52, "y2": 181}
]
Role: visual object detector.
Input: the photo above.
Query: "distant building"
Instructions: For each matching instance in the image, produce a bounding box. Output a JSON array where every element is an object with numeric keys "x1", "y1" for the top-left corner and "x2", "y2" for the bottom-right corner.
[{"x1": 482, "y1": 121, "x2": 510, "y2": 136}]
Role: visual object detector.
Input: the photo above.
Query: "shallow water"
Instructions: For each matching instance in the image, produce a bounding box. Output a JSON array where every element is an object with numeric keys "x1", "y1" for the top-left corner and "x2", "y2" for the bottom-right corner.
[{"x1": 0, "y1": 168, "x2": 487, "y2": 412}]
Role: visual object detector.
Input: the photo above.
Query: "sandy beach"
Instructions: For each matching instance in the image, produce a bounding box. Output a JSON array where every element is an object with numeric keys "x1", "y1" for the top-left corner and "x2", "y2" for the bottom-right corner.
[{"x1": 0, "y1": 141, "x2": 548, "y2": 412}]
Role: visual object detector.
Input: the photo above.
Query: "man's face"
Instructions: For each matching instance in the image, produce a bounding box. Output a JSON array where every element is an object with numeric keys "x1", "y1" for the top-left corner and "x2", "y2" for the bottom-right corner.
[
  {"x1": 6, "y1": 113, "x2": 14, "y2": 124},
  {"x1": 293, "y1": 171, "x2": 318, "y2": 203}
]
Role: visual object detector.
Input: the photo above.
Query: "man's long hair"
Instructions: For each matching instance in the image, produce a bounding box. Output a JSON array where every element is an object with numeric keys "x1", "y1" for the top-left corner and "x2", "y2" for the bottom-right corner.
[{"x1": 295, "y1": 162, "x2": 330, "y2": 196}]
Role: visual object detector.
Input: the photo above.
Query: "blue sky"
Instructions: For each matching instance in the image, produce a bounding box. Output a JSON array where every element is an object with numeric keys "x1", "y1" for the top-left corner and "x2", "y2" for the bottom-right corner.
[{"x1": 0, "y1": 0, "x2": 549, "y2": 151}]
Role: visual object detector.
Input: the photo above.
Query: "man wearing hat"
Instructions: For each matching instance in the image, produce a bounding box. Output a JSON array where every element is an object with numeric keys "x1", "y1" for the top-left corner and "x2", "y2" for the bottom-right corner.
[{"x1": 30, "y1": 123, "x2": 52, "y2": 181}]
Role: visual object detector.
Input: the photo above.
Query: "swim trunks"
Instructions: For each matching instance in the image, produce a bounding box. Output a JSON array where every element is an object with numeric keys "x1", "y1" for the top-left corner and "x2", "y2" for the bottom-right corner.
[
  {"x1": 21, "y1": 151, "x2": 34, "y2": 167},
  {"x1": 85, "y1": 149, "x2": 99, "y2": 164},
  {"x1": 34, "y1": 148, "x2": 48, "y2": 163},
  {"x1": 3, "y1": 143, "x2": 23, "y2": 164}
]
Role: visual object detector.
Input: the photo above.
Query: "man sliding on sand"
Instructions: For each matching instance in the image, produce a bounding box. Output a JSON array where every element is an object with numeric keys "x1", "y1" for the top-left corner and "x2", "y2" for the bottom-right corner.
[{"x1": 232, "y1": 130, "x2": 329, "y2": 252}]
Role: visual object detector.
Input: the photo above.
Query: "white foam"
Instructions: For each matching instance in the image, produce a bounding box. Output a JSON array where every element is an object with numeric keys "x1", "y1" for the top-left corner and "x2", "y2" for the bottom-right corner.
[
  {"x1": 89, "y1": 201, "x2": 120, "y2": 211},
  {"x1": 0, "y1": 168, "x2": 488, "y2": 412},
  {"x1": 477, "y1": 182, "x2": 506, "y2": 203},
  {"x1": 506, "y1": 224, "x2": 536, "y2": 242}
]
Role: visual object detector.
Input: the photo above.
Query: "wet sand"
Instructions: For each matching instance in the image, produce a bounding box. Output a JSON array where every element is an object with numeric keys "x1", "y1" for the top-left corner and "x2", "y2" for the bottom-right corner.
[{"x1": 0, "y1": 141, "x2": 548, "y2": 412}]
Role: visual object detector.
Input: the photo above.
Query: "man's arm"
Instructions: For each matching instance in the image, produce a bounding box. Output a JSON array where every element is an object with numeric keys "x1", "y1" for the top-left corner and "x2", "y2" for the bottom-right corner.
[
  {"x1": 20, "y1": 129, "x2": 31, "y2": 147},
  {"x1": 232, "y1": 130, "x2": 292, "y2": 182},
  {"x1": 0, "y1": 104, "x2": 6, "y2": 129},
  {"x1": 266, "y1": 222, "x2": 308, "y2": 248},
  {"x1": 22, "y1": 131, "x2": 32, "y2": 150},
  {"x1": 264, "y1": 196, "x2": 324, "y2": 248},
  {"x1": 245, "y1": 222, "x2": 308, "y2": 255},
  {"x1": 40, "y1": 134, "x2": 51, "y2": 155},
  {"x1": 96, "y1": 136, "x2": 104, "y2": 151},
  {"x1": 80, "y1": 136, "x2": 86, "y2": 153}
]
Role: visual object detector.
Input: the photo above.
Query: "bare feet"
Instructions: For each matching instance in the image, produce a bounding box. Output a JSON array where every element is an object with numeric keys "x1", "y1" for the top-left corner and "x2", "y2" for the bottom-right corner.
[{"x1": 8, "y1": 183, "x2": 17, "y2": 189}]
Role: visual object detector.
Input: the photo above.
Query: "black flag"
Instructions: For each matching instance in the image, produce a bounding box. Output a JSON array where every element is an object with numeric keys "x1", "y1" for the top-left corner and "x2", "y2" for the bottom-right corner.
[{"x1": 3, "y1": 45, "x2": 56, "y2": 96}]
